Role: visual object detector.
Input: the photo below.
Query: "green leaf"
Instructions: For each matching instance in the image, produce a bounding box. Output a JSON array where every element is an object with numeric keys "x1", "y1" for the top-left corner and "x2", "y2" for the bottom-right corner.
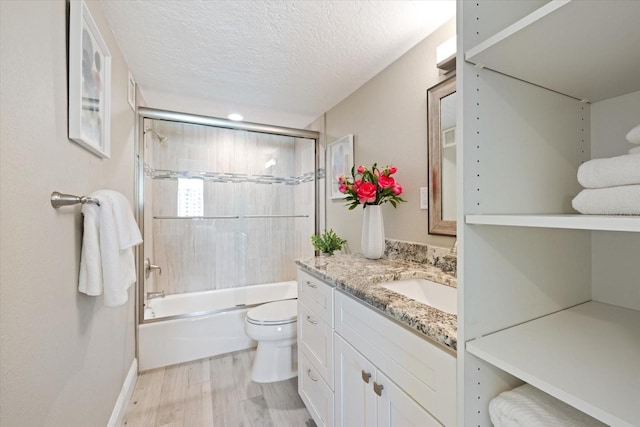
[{"x1": 311, "y1": 229, "x2": 347, "y2": 254}]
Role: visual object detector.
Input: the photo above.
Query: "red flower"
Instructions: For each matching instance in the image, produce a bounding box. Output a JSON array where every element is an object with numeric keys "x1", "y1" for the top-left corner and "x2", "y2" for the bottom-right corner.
[
  {"x1": 357, "y1": 182, "x2": 377, "y2": 204},
  {"x1": 378, "y1": 175, "x2": 395, "y2": 188},
  {"x1": 338, "y1": 163, "x2": 406, "y2": 209}
]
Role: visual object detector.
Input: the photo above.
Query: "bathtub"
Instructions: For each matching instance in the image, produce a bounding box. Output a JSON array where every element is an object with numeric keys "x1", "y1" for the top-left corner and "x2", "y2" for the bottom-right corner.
[{"x1": 139, "y1": 280, "x2": 297, "y2": 371}]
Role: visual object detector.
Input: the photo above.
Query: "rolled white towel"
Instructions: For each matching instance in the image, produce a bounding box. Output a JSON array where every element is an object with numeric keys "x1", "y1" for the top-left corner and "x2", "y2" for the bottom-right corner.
[
  {"x1": 489, "y1": 384, "x2": 607, "y2": 427},
  {"x1": 572, "y1": 185, "x2": 640, "y2": 215},
  {"x1": 626, "y1": 123, "x2": 640, "y2": 144},
  {"x1": 629, "y1": 146, "x2": 640, "y2": 155},
  {"x1": 577, "y1": 154, "x2": 640, "y2": 188}
]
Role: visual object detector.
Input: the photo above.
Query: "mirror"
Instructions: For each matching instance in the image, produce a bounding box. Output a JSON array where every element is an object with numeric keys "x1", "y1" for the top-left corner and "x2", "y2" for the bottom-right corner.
[{"x1": 427, "y1": 75, "x2": 456, "y2": 236}]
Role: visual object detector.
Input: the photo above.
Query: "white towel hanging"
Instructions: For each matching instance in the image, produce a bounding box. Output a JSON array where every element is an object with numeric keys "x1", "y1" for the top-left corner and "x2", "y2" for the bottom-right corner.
[{"x1": 78, "y1": 190, "x2": 142, "y2": 307}]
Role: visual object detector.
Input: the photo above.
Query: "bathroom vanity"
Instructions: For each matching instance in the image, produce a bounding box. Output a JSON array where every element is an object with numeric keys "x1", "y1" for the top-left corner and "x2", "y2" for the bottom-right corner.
[{"x1": 296, "y1": 253, "x2": 457, "y2": 426}]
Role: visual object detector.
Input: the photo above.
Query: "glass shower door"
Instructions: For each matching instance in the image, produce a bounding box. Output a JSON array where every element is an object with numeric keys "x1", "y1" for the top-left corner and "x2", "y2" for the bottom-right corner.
[{"x1": 140, "y1": 117, "x2": 316, "y2": 321}]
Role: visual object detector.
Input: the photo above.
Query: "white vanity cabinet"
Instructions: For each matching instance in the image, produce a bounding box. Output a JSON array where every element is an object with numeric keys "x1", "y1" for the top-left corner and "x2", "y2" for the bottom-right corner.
[
  {"x1": 297, "y1": 269, "x2": 335, "y2": 427},
  {"x1": 335, "y1": 335, "x2": 443, "y2": 427},
  {"x1": 297, "y1": 267, "x2": 457, "y2": 427},
  {"x1": 334, "y1": 291, "x2": 456, "y2": 427}
]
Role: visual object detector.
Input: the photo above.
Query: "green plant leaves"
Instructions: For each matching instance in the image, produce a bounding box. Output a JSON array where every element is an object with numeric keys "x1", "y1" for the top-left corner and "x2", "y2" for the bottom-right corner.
[{"x1": 310, "y1": 229, "x2": 347, "y2": 254}]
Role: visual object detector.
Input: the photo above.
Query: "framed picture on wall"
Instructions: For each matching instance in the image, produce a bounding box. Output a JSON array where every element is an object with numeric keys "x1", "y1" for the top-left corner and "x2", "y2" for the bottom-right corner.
[
  {"x1": 327, "y1": 134, "x2": 354, "y2": 199},
  {"x1": 68, "y1": 0, "x2": 112, "y2": 158}
]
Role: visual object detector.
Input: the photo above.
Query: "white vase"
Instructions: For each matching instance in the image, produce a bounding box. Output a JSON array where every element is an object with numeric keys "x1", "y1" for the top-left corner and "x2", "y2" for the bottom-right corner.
[{"x1": 361, "y1": 204, "x2": 385, "y2": 259}]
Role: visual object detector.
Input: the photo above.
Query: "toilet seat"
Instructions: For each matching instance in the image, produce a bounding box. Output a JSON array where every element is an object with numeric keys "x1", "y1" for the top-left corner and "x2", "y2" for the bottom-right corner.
[{"x1": 246, "y1": 299, "x2": 297, "y2": 325}]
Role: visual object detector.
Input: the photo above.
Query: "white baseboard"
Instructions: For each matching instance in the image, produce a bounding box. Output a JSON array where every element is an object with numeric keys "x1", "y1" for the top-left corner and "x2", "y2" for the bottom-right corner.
[{"x1": 107, "y1": 358, "x2": 138, "y2": 427}]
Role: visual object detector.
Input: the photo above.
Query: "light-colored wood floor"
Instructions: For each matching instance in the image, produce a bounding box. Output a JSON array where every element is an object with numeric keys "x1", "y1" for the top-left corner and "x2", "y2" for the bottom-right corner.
[{"x1": 123, "y1": 349, "x2": 316, "y2": 427}]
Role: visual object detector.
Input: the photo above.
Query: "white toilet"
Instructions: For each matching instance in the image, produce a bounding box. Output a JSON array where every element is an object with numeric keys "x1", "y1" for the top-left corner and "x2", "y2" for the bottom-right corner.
[{"x1": 244, "y1": 299, "x2": 298, "y2": 383}]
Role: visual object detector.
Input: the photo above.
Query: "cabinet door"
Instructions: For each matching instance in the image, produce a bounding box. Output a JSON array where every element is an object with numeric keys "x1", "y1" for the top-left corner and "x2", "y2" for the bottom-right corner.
[
  {"x1": 376, "y1": 370, "x2": 442, "y2": 427},
  {"x1": 334, "y1": 335, "x2": 376, "y2": 427}
]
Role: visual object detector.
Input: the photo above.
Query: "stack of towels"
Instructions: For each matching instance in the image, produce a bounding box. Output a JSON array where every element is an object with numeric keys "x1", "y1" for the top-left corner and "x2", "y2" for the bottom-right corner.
[
  {"x1": 489, "y1": 383, "x2": 607, "y2": 427},
  {"x1": 572, "y1": 124, "x2": 640, "y2": 215},
  {"x1": 78, "y1": 190, "x2": 143, "y2": 307}
]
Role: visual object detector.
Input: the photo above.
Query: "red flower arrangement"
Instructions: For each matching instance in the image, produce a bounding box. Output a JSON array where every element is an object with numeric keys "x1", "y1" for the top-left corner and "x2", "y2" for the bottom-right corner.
[{"x1": 338, "y1": 163, "x2": 406, "y2": 210}]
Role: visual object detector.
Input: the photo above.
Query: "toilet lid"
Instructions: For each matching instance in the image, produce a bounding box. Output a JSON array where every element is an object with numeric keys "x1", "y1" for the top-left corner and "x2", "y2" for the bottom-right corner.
[{"x1": 246, "y1": 299, "x2": 297, "y2": 325}]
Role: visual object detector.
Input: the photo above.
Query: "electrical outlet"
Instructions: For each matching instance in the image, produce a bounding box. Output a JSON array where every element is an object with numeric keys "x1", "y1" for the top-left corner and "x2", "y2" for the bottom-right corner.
[{"x1": 420, "y1": 187, "x2": 429, "y2": 209}]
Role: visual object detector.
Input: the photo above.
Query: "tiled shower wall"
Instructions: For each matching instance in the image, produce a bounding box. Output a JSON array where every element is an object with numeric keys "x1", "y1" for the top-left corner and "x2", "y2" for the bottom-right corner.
[{"x1": 144, "y1": 120, "x2": 315, "y2": 295}]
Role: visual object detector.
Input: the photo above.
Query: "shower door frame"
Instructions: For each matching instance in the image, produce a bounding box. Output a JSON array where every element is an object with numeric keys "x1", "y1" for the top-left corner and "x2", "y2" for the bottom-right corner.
[{"x1": 135, "y1": 107, "x2": 321, "y2": 327}]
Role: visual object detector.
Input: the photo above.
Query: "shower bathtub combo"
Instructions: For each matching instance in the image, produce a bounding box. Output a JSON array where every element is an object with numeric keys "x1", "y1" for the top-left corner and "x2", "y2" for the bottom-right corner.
[
  {"x1": 139, "y1": 281, "x2": 297, "y2": 371},
  {"x1": 137, "y1": 108, "x2": 319, "y2": 374}
]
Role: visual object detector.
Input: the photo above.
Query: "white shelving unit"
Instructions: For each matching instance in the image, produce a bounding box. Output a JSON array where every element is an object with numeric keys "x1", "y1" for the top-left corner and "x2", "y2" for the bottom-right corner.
[
  {"x1": 467, "y1": 301, "x2": 640, "y2": 427},
  {"x1": 465, "y1": 0, "x2": 640, "y2": 102},
  {"x1": 458, "y1": 1, "x2": 640, "y2": 426},
  {"x1": 466, "y1": 214, "x2": 640, "y2": 233}
]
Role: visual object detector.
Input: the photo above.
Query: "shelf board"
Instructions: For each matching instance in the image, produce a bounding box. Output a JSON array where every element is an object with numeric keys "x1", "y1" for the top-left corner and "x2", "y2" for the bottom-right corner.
[
  {"x1": 465, "y1": 0, "x2": 640, "y2": 102},
  {"x1": 465, "y1": 214, "x2": 640, "y2": 232},
  {"x1": 467, "y1": 301, "x2": 640, "y2": 427}
]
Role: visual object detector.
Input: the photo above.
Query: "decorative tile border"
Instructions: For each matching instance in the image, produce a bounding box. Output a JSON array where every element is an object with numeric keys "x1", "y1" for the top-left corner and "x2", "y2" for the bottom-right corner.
[{"x1": 144, "y1": 163, "x2": 324, "y2": 185}]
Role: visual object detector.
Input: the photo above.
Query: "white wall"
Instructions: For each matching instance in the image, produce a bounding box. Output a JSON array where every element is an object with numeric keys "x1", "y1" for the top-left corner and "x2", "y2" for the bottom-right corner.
[
  {"x1": 322, "y1": 18, "x2": 457, "y2": 252},
  {"x1": 140, "y1": 89, "x2": 317, "y2": 129},
  {"x1": 0, "y1": 1, "x2": 136, "y2": 425},
  {"x1": 590, "y1": 90, "x2": 640, "y2": 311}
]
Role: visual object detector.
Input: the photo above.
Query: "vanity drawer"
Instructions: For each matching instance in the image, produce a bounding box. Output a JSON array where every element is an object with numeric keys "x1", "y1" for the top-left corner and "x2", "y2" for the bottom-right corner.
[
  {"x1": 299, "y1": 301, "x2": 334, "y2": 388},
  {"x1": 298, "y1": 269, "x2": 334, "y2": 326},
  {"x1": 299, "y1": 351, "x2": 334, "y2": 427}
]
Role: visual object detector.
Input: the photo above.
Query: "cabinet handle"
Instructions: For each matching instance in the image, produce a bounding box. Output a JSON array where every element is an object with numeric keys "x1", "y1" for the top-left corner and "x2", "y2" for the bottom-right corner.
[
  {"x1": 373, "y1": 381, "x2": 384, "y2": 397},
  {"x1": 306, "y1": 315, "x2": 317, "y2": 325},
  {"x1": 305, "y1": 280, "x2": 318, "y2": 288},
  {"x1": 307, "y1": 369, "x2": 319, "y2": 382},
  {"x1": 361, "y1": 370, "x2": 371, "y2": 383}
]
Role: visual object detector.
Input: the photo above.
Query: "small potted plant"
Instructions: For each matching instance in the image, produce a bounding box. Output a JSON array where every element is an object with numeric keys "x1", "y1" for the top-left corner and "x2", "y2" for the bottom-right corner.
[{"x1": 311, "y1": 229, "x2": 347, "y2": 256}]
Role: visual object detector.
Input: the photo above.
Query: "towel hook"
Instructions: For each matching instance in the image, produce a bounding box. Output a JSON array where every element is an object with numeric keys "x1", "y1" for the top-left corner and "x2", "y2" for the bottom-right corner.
[{"x1": 51, "y1": 191, "x2": 100, "y2": 208}]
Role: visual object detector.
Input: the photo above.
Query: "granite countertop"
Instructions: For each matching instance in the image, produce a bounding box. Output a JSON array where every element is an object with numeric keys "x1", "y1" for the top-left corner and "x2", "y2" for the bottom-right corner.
[{"x1": 296, "y1": 253, "x2": 458, "y2": 351}]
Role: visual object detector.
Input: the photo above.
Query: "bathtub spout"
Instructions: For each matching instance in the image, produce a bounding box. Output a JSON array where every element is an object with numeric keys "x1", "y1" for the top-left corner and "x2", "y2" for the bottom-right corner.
[{"x1": 147, "y1": 291, "x2": 165, "y2": 300}]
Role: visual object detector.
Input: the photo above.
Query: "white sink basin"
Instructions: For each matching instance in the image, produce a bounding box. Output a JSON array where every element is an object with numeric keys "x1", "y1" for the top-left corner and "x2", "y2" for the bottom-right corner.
[{"x1": 379, "y1": 279, "x2": 457, "y2": 314}]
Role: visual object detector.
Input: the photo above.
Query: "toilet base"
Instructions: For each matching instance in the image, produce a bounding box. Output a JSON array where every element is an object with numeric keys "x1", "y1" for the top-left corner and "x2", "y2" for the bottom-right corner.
[{"x1": 250, "y1": 338, "x2": 297, "y2": 383}]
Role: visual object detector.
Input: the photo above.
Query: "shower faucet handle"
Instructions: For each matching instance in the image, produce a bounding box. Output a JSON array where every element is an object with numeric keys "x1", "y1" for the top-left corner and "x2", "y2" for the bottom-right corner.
[{"x1": 144, "y1": 258, "x2": 162, "y2": 279}]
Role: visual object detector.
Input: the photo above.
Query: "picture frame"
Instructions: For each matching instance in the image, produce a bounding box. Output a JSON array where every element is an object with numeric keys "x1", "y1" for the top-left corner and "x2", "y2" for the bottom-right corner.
[
  {"x1": 68, "y1": 0, "x2": 112, "y2": 158},
  {"x1": 327, "y1": 134, "x2": 354, "y2": 199}
]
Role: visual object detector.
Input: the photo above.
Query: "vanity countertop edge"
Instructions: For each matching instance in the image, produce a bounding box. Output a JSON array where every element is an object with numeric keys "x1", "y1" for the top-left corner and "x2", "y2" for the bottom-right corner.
[{"x1": 296, "y1": 253, "x2": 458, "y2": 352}]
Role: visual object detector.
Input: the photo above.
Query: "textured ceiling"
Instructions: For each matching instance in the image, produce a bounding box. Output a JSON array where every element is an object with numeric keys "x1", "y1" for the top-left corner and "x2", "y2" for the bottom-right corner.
[{"x1": 101, "y1": 0, "x2": 455, "y2": 127}]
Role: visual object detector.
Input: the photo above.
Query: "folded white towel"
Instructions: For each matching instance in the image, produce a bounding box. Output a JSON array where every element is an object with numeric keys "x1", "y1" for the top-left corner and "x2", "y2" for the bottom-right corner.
[
  {"x1": 626, "y1": 123, "x2": 640, "y2": 144},
  {"x1": 629, "y1": 146, "x2": 640, "y2": 155},
  {"x1": 572, "y1": 185, "x2": 640, "y2": 215},
  {"x1": 489, "y1": 384, "x2": 607, "y2": 427},
  {"x1": 577, "y1": 154, "x2": 640, "y2": 188},
  {"x1": 78, "y1": 190, "x2": 143, "y2": 307}
]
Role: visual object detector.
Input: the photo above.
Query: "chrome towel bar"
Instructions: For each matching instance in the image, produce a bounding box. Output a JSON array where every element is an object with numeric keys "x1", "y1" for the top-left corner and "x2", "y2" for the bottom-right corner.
[{"x1": 51, "y1": 191, "x2": 100, "y2": 208}]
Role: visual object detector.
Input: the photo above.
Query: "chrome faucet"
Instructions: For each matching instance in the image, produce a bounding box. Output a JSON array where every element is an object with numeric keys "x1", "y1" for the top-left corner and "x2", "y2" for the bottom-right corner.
[{"x1": 146, "y1": 291, "x2": 165, "y2": 300}]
